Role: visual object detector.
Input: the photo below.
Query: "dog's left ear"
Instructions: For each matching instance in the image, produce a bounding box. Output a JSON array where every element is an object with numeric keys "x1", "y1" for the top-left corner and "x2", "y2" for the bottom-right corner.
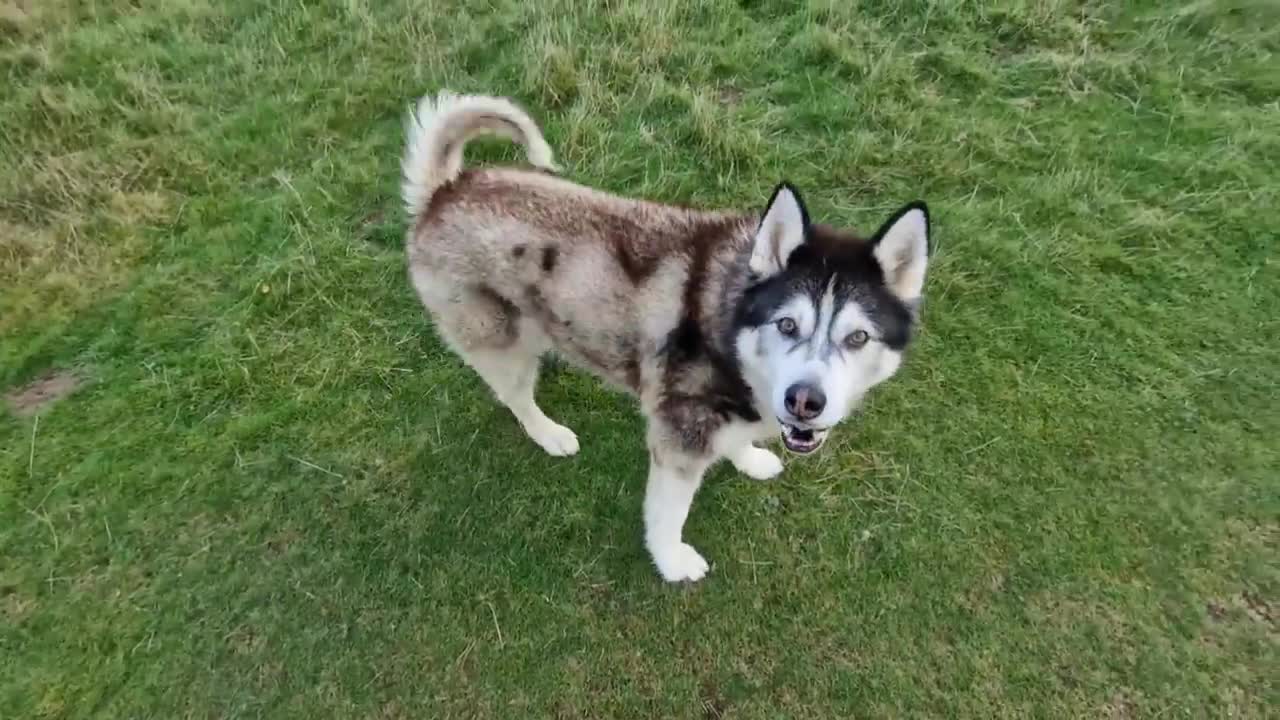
[
  {"x1": 871, "y1": 202, "x2": 930, "y2": 300},
  {"x1": 749, "y1": 182, "x2": 809, "y2": 278}
]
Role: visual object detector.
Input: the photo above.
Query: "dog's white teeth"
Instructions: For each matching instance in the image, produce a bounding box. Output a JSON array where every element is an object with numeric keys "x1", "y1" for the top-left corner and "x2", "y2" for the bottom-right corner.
[{"x1": 780, "y1": 423, "x2": 828, "y2": 455}]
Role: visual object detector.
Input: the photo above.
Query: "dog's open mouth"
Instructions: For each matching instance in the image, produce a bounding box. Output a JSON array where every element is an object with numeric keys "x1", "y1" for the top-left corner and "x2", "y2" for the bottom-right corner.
[{"x1": 780, "y1": 422, "x2": 829, "y2": 454}]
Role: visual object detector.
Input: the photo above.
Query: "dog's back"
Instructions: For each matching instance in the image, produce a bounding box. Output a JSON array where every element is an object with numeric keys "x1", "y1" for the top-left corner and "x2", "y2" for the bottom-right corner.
[{"x1": 402, "y1": 95, "x2": 750, "y2": 395}]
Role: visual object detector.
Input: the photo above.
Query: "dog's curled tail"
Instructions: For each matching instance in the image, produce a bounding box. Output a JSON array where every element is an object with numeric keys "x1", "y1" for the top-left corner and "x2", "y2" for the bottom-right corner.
[{"x1": 401, "y1": 92, "x2": 560, "y2": 218}]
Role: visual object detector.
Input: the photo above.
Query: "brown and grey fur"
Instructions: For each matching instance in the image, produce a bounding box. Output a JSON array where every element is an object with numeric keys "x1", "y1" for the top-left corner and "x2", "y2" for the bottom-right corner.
[
  {"x1": 412, "y1": 168, "x2": 757, "y2": 419},
  {"x1": 402, "y1": 92, "x2": 930, "y2": 582}
]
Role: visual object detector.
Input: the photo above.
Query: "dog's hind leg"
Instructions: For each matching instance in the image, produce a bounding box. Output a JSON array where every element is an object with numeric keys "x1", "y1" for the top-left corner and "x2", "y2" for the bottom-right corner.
[
  {"x1": 464, "y1": 338, "x2": 580, "y2": 457},
  {"x1": 413, "y1": 272, "x2": 580, "y2": 457}
]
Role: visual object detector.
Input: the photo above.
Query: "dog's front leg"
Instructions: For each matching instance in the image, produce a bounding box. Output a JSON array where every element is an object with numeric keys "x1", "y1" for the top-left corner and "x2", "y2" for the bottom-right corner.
[
  {"x1": 643, "y1": 448, "x2": 712, "y2": 583},
  {"x1": 726, "y1": 445, "x2": 784, "y2": 480},
  {"x1": 712, "y1": 423, "x2": 784, "y2": 481}
]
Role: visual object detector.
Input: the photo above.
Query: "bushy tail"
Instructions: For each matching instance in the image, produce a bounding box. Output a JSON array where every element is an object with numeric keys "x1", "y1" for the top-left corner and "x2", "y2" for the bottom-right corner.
[{"x1": 401, "y1": 92, "x2": 560, "y2": 218}]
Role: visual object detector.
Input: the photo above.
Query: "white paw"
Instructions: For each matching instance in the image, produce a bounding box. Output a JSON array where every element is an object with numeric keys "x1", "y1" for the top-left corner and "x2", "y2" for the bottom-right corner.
[
  {"x1": 527, "y1": 421, "x2": 579, "y2": 456},
  {"x1": 652, "y1": 542, "x2": 710, "y2": 583},
  {"x1": 732, "y1": 446, "x2": 784, "y2": 480}
]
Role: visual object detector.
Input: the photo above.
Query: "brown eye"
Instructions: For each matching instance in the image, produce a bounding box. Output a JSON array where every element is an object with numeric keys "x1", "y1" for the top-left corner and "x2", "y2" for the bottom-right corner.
[
  {"x1": 777, "y1": 317, "x2": 798, "y2": 337},
  {"x1": 845, "y1": 330, "x2": 870, "y2": 349}
]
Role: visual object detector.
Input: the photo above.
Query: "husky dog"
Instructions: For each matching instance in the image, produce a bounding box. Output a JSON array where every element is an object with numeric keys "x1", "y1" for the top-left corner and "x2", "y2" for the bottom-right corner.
[{"x1": 402, "y1": 92, "x2": 930, "y2": 583}]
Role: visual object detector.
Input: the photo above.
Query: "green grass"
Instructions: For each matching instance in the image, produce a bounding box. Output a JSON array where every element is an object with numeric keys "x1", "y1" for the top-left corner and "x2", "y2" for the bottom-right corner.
[{"x1": 2, "y1": 0, "x2": 1277, "y2": 716}]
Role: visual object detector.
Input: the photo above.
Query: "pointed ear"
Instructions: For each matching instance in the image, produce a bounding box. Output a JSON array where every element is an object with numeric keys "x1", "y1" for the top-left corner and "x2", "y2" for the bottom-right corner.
[
  {"x1": 749, "y1": 182, "x2": 809, "y2": 278},
  {"x1": 872, "y1": 201, "x2": 930, "y2": 300}
]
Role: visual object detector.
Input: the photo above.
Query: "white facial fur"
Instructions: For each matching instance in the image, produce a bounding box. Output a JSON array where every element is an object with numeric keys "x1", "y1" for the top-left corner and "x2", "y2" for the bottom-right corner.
[
  {"x1": 740, "y1": 193, "x2": 928, "y2": 436},
  {"x1": 736, "y1": 286, "x2": 904, "y2": 430}
]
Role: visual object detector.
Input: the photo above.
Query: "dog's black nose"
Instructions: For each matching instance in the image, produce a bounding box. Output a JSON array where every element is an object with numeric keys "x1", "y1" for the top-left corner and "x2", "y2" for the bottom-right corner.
[{"x1": 784, "y1": 383, "x2": 826, "y2": 420}]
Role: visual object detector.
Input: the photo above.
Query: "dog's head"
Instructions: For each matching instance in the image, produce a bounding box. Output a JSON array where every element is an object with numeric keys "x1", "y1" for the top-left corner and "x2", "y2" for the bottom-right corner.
[{"x1": 734, "y1": 183, "x2": 930, "y2": 454}]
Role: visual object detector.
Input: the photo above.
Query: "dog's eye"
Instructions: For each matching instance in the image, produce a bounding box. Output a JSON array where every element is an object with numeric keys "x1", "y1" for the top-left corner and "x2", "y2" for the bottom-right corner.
[
  {"x1": 844, "y1": 330, "x2": 870, "y2": 349},
  {"x1": 776, "y1": 317, "x2": 798, "y2": 337}
]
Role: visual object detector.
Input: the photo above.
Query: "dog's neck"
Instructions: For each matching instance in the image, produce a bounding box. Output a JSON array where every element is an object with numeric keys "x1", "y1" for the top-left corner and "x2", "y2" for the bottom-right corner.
[{"x1": 706, "y1": 238, "x2": 771, "y2": 424}]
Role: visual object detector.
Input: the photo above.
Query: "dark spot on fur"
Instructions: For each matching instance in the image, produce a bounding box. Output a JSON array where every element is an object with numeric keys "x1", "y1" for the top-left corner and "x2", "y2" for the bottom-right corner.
[
  {"x1": 612, "y1": 238, "x2": 659, "y2": 283},
  {"x1": 524, "y1": 285, "x2": 577, "y2": 350},
  {"x1": 666, "y1": 317, "x2": 703, "y2": 364},
  {"x1": 624, "y1": 357, "x2": 641, "y2": 391},
  {"x1": 603, "y1": 214, "x2": 661, "y2": 283},
  {"x1": 524, "y1": 284, "x2": 621, "y2": 381},
  {"x1": 476, "y1": 284, "x2": 518, "y2": 315},
  {"x1": 618, "y1": 338, "x2": 642, "y2": 391},
  {"x1": 512, "y1": 244, "x2": 526, "y2": 258},
  {"x1": 416, "y1": 170, "x2": 508, "y2": 230},
  {"x1": 524, "y1": 284, "x2": 557, "y2": 323},
  {"x1": 473, "y1": 284, "x2": 521, "y2": 347},
  {"x1": 541, "y1": 246, "x2": 559, "y2": 273},
  {"x1": 667, "y1": 220, "x2": 719, "y2": 357},
  {"x1": 606, "y1": 214, "x2": 746, "y2": 285}
]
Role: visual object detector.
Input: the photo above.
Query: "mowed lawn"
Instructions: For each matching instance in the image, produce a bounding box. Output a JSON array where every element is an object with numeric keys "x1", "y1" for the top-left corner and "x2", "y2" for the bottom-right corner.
[{"x1": 2, "y1": 0, "x2": 1276, "y2": 717}]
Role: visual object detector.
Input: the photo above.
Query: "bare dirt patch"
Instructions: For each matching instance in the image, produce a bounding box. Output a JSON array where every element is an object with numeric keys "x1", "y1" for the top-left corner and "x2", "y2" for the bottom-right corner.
[
  {"x1": 699, "y1": 679, "x2": 728, "y2": 720},
  {"x1": 1240, "y1": 590, "x2": 1274, "y2": 630},
  {"x1": 1103, "y1": 691, "x2": 1137, "y2": 719},
  {"x1": 1207, "y1": 591, "x2": 1276, "y2": 631},
  {"x1": 4, "y1": 369, "x2": 83, "y2": 417},
  {"x1": 1206, "y1": 600, "x2": 1227, "y2": 621},
  {"x1": 716, "y1": 86, "x2": 745, "y2": 107},
  {"x1": 1, "y1": 586, "x2": 36, "y2": 623}
]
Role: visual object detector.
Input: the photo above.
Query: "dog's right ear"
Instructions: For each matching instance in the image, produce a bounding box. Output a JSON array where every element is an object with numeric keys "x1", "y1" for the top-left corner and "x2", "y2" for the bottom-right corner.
[{"x1": 749, "y1": 182, "x2": 809, "y2": 278}]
